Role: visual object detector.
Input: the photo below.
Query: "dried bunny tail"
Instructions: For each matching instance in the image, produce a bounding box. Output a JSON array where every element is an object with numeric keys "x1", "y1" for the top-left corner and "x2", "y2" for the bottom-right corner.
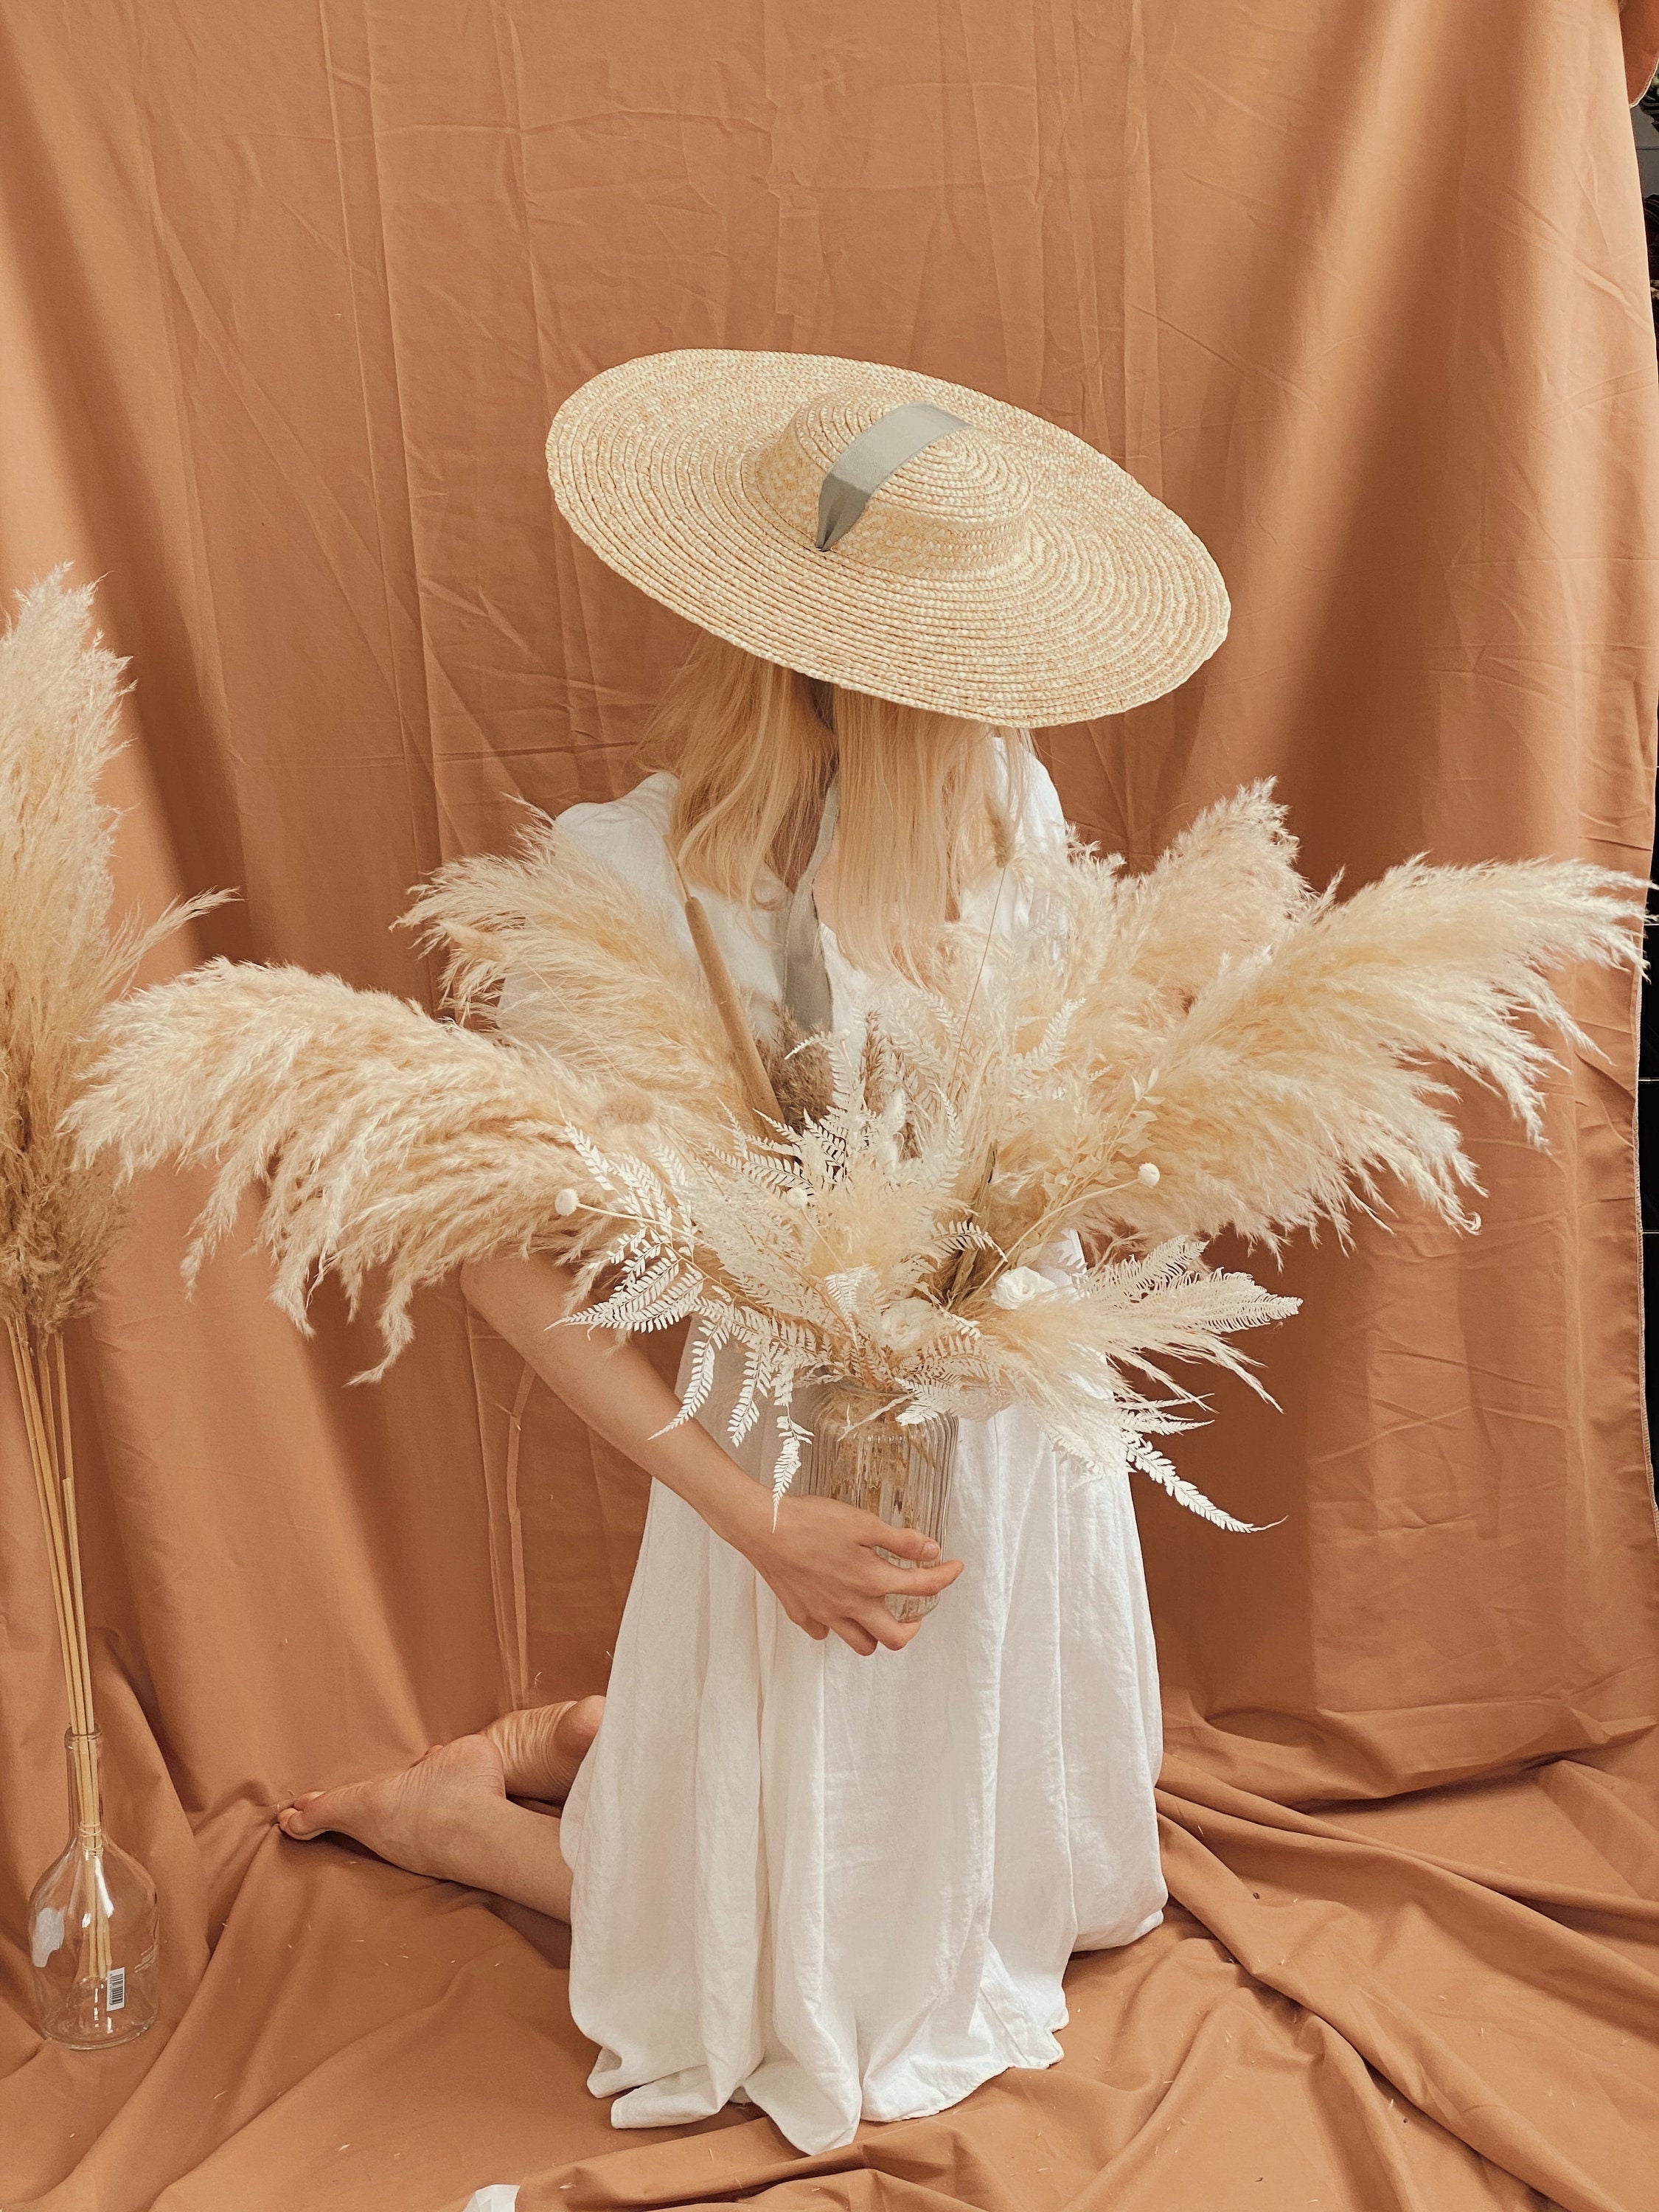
[
  {"x1": 0, "y1": 570, "x2": 223, "y2": 1332},
  {"x1": 70, "y1": 961, "x2": 627, "y2": 1375},
  {"x1": 1101, "y1": 855, "x2": 1648, "y2": 1251},
  {"x1": 401, "y1": 816, "x2": 745, "y2": 1116}
]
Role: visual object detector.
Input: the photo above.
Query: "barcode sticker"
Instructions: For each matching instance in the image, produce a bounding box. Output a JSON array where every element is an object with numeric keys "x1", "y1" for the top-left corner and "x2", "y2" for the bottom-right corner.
[{"x1": 105, "y1": 1966, "x2": 125, "y2": 2011}]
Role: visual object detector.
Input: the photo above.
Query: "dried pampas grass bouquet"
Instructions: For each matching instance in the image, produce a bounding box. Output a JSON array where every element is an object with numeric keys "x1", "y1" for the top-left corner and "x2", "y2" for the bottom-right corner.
[
  {"x1": 2, "y1": 574, "x2": 224, "y2": 2045},
  {"x1": 70, "y1": 719, "x2": 1646, "y2": 1536}
]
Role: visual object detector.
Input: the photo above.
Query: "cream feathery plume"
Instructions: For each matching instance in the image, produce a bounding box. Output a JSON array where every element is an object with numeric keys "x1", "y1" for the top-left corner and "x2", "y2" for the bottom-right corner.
[
  {"x1": 403, "y1": 815, "x2": 748, "y2": 1124},
  {"x1": 1091, "y1": 854, "x2": 1646, "y2": 1250},
  {"x1": 1075, "y1": 780, "x2": 1311, "y2": 992},
  {"x1": 0, "y1": 571, "x2": 225, "y2": 1335},
  {"x1": 963, "y1": 1238, "x2": 1298, "y2": 1412},
  {"x1": 1, "y1": 571, "x2": 226, "y2": 1985},
  {"x1": 855, "y1": 786, "x2": 1320, "y2": 1261},
  {"x1": 904, "y1": 1239, "x2": 1300, "y2": 1531},
  {"x1": 70, "y1": 962, "x2": 629, "y2": 1377},
  {"x1": 1004, "y1": 782, "x2": 1315, "y2": 1059},
  {"x1": 1116, "y1": 782, "x2": 1314, "y2": 987}
]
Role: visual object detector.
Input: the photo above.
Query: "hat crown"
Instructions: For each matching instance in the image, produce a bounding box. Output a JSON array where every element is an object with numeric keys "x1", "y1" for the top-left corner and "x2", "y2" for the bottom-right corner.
[{"x1": 749, "y1": 388, "x2": 1034, "y2": 578}]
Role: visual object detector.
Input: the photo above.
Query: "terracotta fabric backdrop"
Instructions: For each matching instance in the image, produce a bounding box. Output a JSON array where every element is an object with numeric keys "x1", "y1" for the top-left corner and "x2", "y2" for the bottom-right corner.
[{"x1": 2, "y1": 4, "x2": 1658, "y2": 2208}]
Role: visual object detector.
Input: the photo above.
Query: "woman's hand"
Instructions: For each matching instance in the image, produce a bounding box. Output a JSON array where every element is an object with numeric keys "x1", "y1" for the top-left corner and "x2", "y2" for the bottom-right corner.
[
  {"x1": 738, "y1": 1492, "x2": 965, "y2": 1656},
  {"x1": 458, "y1": 1255, "x2": 964, "y2": 1656}
]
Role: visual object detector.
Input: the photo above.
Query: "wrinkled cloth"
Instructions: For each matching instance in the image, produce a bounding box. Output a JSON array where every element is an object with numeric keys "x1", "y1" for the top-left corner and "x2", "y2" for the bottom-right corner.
[
  {"x1": 4, "y1": 6, "x2": 1656, "y2": 2205},
  {"x1": 540, "y1": 765, "x2": 1167, "y2": 2153}
]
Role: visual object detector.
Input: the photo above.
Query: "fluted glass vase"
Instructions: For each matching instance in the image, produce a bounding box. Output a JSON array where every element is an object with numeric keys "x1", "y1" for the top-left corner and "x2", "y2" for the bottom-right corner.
[
  {"x1": 28, "y1": 1728, "x2": 159, "y2": 2048},
  {"x1": 797, "y1": 1381, "x2": 957, "y2": 1621}
]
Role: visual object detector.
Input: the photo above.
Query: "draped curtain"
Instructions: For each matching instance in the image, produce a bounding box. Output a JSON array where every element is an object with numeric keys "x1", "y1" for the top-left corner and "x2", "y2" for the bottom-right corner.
[{"x1": 1, "y1": 5, "x2": 1657, "y2": 2208}]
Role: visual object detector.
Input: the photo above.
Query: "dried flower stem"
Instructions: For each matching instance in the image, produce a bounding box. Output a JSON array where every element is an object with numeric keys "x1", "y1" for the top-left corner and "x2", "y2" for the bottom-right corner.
[
  {"x1": 7, "y1": 1320, "x2": 109, "y2": 1978},
  {"x1": 945, "y1": 1148, "x2": 998, "y2": 1304},
  {"x1": 684, "y1": 894, "x2": 782, "y2": 1125},
  {"x1": 9, "y1": 1329, "x2": 78, "y2": 1721}
]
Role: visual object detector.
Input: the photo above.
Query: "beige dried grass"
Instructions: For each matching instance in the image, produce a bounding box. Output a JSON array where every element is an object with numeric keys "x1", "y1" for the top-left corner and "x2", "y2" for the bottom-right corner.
[
  {"x1": 404, "y1": 818, "x2": 746, "y2": 1125},
  {"x1": 0, "y1": 574, "x2": 221, "y2": 1336},
  {"x1": 1, "y1": 573, "x2": 224, "y2": 1988},
  {"x1": 1018, "y1": 825, "x2": 1646, "y2": 1253},
  {"x1": 75, "y1": 961, "x2": 633, "y2": 1378},
  {"x1": 71, "y1": 767, "x2": 1646, "y2": 1529}
]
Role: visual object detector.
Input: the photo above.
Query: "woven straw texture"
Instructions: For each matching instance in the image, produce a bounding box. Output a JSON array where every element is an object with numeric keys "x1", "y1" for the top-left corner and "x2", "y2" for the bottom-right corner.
[{"x1": 546, "y1": 349, "x2": 1230, "y2": 724}]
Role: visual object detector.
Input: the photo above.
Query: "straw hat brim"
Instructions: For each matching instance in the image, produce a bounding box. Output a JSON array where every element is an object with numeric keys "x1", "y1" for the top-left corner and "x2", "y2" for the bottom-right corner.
[{"x1": 546, "y1": 349, "x2": 1228, "y2": 726}]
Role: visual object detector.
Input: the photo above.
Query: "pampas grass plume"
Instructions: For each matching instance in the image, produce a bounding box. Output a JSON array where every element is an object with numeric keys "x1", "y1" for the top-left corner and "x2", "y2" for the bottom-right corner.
[
  {"x1": 405, "y1": 817, "x2": 748, "y2": 1128},
  {"x1": 0, "y1": 572, "x2": 224, "y2": 1334},
  {"x1": 66, "y1": 745, "x2": 1649, "y2": 1527},
  {"x1": 0, "y1": 570, "x2": 226, "y2": 1958},
  {"x1": 73, "y1": 962, "x2": 629, "y2": 1378}
]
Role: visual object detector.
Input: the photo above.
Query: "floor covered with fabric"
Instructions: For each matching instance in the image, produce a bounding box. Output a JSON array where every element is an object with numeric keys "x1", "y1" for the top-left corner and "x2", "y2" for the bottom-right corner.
[{"x1": 1, "y1": 4, "x2": 1657, "y2": 2207}]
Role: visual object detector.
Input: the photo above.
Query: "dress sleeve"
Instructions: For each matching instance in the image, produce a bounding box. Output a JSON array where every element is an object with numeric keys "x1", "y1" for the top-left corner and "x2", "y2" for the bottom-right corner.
[
  {"x1": 1014, "y1": 748, "x2": 1071, "y2": 858},
  {"x1": 550, "y1": 773, "x2": 683, "y2": 911}
]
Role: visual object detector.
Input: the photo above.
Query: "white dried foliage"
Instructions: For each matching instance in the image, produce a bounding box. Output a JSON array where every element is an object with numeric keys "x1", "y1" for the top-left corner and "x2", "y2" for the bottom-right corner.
[{"x1": 72, "y1": 777, "x2": 1645, "y2": 1523}]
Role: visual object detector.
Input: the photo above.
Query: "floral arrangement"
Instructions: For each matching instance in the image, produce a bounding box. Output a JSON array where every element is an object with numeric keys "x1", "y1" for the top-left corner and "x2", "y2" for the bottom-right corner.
[{"x1": 70, "y1": 771, "x2": 1644, "y2": 1532}]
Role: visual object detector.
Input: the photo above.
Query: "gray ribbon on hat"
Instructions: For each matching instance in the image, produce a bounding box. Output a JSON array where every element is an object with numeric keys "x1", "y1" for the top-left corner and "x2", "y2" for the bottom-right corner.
[{"x1": 815, "y1": 402, "x2": 969, "y2": 552}]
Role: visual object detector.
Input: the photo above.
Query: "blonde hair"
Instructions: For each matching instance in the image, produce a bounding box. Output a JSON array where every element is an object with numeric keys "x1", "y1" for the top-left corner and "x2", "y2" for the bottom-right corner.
[{"x1": 647, "y1": 630, "x2": 1030, "y2": 976}]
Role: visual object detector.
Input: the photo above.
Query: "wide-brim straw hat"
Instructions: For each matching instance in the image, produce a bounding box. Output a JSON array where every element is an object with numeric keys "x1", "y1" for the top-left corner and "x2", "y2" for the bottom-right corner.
[{"x1": 546, "y1": 349, "x2": 1228, "y2": 727}]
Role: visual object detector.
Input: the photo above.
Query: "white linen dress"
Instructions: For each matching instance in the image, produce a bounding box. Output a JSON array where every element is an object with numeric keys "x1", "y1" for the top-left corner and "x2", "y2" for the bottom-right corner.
[{"x1": 544, "y1": 763, "x2": 1166, "y2": 2157}]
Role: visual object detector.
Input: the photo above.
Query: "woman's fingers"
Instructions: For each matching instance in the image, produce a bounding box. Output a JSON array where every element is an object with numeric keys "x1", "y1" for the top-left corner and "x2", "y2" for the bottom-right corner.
[
  {"x1": 874, "y1": 1557, "x2": 964, "y2": 1601},
  {"x1": 762, "y1": 1495, "x2": 964, "y2": 1652},
  {"x1": 864, "y1": 1518, "x2": 942, "y2": 1564},
  {"x1": 863, "y1": 1608, "x2": 922, "y2": 1652},
  {"x1": 824, "y1": 1593, "x2": 956, "y2": 1655},
  {"x1": 835, "y1": 1620, "x2": 880, "y2": 1657}
]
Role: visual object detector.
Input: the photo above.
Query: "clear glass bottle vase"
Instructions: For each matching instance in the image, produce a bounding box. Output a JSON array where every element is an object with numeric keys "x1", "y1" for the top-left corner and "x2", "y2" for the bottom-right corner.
[
  {"x1": 28, "y1": 1728, "x2": 159, "y2": 2048},
  {"x1": 797, "y1": 1380, "x2": 957, "y2": 1621}
]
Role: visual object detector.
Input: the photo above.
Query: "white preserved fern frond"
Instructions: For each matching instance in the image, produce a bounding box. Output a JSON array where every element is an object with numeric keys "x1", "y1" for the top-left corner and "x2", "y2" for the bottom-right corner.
[{"x1": 1121, "y1": 1432, "x2": 1279, "y2": 1536}]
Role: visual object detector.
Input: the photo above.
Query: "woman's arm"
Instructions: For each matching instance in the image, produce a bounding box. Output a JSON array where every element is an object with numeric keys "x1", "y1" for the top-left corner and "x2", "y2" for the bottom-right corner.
[{"x1": 459, "y1": 1251, "x2": 963, "y2": 1656}]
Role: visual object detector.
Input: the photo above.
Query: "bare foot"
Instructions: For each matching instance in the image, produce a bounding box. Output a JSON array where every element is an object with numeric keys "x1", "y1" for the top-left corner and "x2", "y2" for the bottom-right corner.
[
  {"x1": 276, "y1": 1733, "x2": 507, "y2": 1883},
  {"x1": 484, "y1": 1696, "x2": 603, "y2": 1803}
]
